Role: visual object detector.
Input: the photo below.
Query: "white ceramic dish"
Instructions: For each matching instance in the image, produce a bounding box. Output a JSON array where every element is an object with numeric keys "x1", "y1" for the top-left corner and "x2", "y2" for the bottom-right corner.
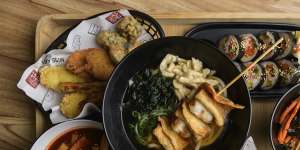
[{"x1": 31, "y1": 119, "x2": 103, "y2": 150}]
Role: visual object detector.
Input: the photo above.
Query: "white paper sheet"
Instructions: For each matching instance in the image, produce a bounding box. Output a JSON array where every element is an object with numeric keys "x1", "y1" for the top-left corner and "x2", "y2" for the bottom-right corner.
[{"x1": 17, "y1": 9, "x2": 152, "y2": 123}]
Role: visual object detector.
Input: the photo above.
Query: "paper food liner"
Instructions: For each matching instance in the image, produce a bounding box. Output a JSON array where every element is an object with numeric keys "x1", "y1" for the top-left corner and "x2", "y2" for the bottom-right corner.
[{"x1": 17, "y1": 9, "x2": 153, "y2": 124}]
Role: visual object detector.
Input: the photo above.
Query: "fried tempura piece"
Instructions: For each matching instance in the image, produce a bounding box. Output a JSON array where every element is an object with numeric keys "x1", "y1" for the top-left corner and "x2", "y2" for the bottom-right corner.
[
  {"x1": 158, "y1": 117, "x2": 189, "y2": 150},
  {"x1": 39, "y1": 66, "x2": 85, "y2": 91},
  {"x1": 65, "y1": 49, "x2": 93, "y2": 79},
  {"x1": 153, "y1": 124, "x2": 175, "y2": 150},
  {"x1": 182, "y1": 101, "x2": 210, "y2": 140},
  {"x1": 128, "y1": 40, "x2": 141, "y2": 52},
  {"x1": 58, "y1": 82, "x2": 106, "y2": 93},
  {"x1": 195, "y1": 89, "x2": 230, "y2": 127},
  {"x1": 96, "y1": 31, "x2": 127, "y2": 50},
  {"x1": 58, "y1": 82, "x2": 105, "y2": 105},
  {"x1": 116, "y1": 16, "x2": 142, "y2": 41},
  {"x1": 171, "y1": 117, "x2": 191, "y2": 139},
  {"x1": 202, "y1": 83, "x2": 245, "y2": 109},
  {"x1": 96, "y1": 31, "x2": 127, "y2": 63},
  {"x1": 85, "y1": 48, "x2": 114, "y2": 80},
  {"x1": 60, "y1": 93, "x2": 86, "y2": 118},
  {"x1": 189, "y1": 99, "x2": 213, "y2": 124},
  {"x1": 109, "y1": 46, "x2": 127, "y2": 63}
]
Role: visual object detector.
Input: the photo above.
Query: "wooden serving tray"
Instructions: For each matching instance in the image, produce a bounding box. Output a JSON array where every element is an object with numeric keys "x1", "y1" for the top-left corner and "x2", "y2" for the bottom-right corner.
[{"x1": 35, "y1": 12, "x2": 300, "y2": 150}]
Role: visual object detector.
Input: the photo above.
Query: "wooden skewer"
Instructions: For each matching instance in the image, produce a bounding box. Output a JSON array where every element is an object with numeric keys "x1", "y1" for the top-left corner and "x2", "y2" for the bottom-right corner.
[{"x1": 217, "y1": 37, "x2": 284, "y2": 96}]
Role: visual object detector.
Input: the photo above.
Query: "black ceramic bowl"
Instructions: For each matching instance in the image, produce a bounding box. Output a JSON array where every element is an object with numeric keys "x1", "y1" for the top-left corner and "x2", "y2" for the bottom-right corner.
[
  {"x1": 102, "y1": 36, "x2": 252, "y2": 150},
  {"x1": 270, "y1": 84, "x2": 300, "y2": 149}
]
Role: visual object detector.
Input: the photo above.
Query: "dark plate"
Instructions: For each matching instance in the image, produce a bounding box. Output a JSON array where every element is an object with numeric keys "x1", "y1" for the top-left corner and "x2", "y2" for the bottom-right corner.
[
  {"x1": 270, "y1": 84, "x2": 300, "y2": 150},
  {"x1": 103, "y1": 36, "x2": 252, "y2": 150},
  {"x1": 185, "y1": 22, "x2": 300, "y2": 99}
]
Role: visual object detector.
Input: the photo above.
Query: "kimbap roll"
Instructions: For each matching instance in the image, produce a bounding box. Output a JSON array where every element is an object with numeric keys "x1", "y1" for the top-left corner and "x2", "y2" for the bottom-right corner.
[
  {"x1": 239, "y1": 34, "x2": 259, "y2": 62},
  {"x1": 260, "y1": 61, "x2": 279, "y2": 90},
  {"x1": 218, "y1": 35, "x2": 241, "y2": 60},
  {"x1": 243, "y1": 62, "x2": 263, "y2": 90},
  {"x1": 258, "y1": 31, "x2": 278, "y2": 60},
  {"x1": 275, "y1": 32, "x2": 294, "y2": 60},
  {"x1": 276, "y1": 59, "x2": 299, "y2": 86}
]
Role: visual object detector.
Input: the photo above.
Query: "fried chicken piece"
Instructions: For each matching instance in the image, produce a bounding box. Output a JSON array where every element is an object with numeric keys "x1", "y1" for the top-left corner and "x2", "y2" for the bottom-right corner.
[
  {"x1": 65, "y1": 49, "x2": 93, "y2": 79},
  {"x1": 116, "y1": 16, "x2": 142, "y2": 41},
  {"x1": 60, "y1": 92, "x2": 87, "y2": 118},
  {"x1": 39, "y1": 66, "x2": 85, "y2": 91},
  {"x1": 85, "y1": 48, "x2": 114, "y2": 80},
  {"x1": 96, "y1": 31, "x2": 127, "y2": 63},
  {"x1": 66, "y1": 48, "x2": 114, "y2": 80}
]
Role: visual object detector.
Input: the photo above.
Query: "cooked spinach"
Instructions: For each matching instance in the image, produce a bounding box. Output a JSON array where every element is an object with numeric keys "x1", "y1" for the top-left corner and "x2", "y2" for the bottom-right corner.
[{"x1": 124, "y1": 68, "x2": 179, "y2": 146}]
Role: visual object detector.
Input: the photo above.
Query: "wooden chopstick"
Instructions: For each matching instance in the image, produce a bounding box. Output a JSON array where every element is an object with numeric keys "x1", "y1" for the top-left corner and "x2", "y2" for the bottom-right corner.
[{"x1": 217, "y1": 37, "x2": 284, "y2": 96}]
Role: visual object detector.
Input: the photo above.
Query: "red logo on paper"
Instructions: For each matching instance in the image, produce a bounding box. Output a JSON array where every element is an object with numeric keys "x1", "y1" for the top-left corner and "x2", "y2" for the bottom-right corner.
[
  {"x1": 105, "y1": 12, "x2": 124, "y2": 24},
  {"x1": 26, "y1": 70, "x2": 39, "y2": 88}
]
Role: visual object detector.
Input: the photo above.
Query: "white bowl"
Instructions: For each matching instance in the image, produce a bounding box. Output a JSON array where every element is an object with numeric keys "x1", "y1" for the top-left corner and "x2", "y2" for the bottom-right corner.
[{"x1": 31, "y1": 119, "x2": 103, "y2": 150}]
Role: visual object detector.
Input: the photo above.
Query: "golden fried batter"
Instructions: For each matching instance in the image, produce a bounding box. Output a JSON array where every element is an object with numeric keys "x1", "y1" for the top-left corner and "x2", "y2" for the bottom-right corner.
[
  {"x1": 182, "y1": 101, "x2": 211, "y2": 140},
  {"x1": 58, "y1": 82, "x2": 105, "y2": 106},
  {"x1": 158, "y1": 117, "x2": 189, "y2": 150},
  {"x1": 60, "y1": 92, "x2": 86, "y2": 118},
  {"x1": 116, "y1": 16, "x2": 142, "y2": 41},
  {"x1": 109, "y1": 46, "x2": 127, "y2": 63},
  {"x1": 65, "y1": 49, "x2": 93, "y2": 79},
  {"x1": 96, "y1": 31, "x2": 127, "y2": 63},
  {"x1": 39, "y1": 66, "x2": 85, "y2": 91},
  {"x1": 85, "y1": 48, "x2": 114, "y2": 80},
  {"x1": 128, "y1": 40, "x2": 140, "y2": 52},
  {"x1": 65, "y1": 48, "x2": 114, "y2": 81},
  {"x1": 153, "y1": 124, "x2": 175, "y2": 150},
  {"x1": 96, "y1": 31, "x2": 127, "y2": 49}
]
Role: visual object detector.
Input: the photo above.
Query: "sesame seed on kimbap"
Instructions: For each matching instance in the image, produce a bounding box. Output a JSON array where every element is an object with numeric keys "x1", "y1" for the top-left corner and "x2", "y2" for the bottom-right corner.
[
  {"x1": 258, "y1": 31, "x2": 278, "y2": 60},
  {"x1": 239, "y1": 33, "x2": 260, "y2": 62},
  {"x1": 243, "y1": 62, "x2": 263, "y2": 90},
  {"x1": 275, "y1": 32, "x2": 294, "y2": 60},
  {"x1": 218, "y1": 35, "x2": 241, "y2": 61},
  {"x1": 276, "y1": 59, "x2": 299, "y2": 86},
  {"x1": 259, "y1": 61, "x2": 279, "y2": 90}
]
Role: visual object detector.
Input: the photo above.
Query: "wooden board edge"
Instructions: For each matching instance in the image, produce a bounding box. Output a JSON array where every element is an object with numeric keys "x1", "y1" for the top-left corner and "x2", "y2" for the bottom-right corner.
[
  {"x1": 37, "y1": 12, "x2": 300, "y2": 21},
  {"x1": 34, "y1": 11, "x2": 300, "y2": 138}
]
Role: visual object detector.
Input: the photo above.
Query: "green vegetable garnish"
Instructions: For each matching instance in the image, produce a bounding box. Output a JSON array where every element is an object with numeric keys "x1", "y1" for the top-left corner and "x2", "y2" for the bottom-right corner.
[{"x1": 124, "y1": 68, "x2": 179, "y2": 146}]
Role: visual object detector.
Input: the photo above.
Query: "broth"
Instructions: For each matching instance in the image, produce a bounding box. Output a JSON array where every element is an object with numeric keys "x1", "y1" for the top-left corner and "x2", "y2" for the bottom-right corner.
[{"x1": 47, "y1": 128, "x2": 106, "y2": 150}]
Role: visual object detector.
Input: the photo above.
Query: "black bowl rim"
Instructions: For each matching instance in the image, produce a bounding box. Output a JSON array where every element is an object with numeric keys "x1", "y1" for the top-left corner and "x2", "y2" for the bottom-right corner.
[
  {"x1": 270, "y1": 83, "x2": 300, "y2": 149},
  {"x1": 102, "y1": 36, "x2": 252, "y2": 150}
]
